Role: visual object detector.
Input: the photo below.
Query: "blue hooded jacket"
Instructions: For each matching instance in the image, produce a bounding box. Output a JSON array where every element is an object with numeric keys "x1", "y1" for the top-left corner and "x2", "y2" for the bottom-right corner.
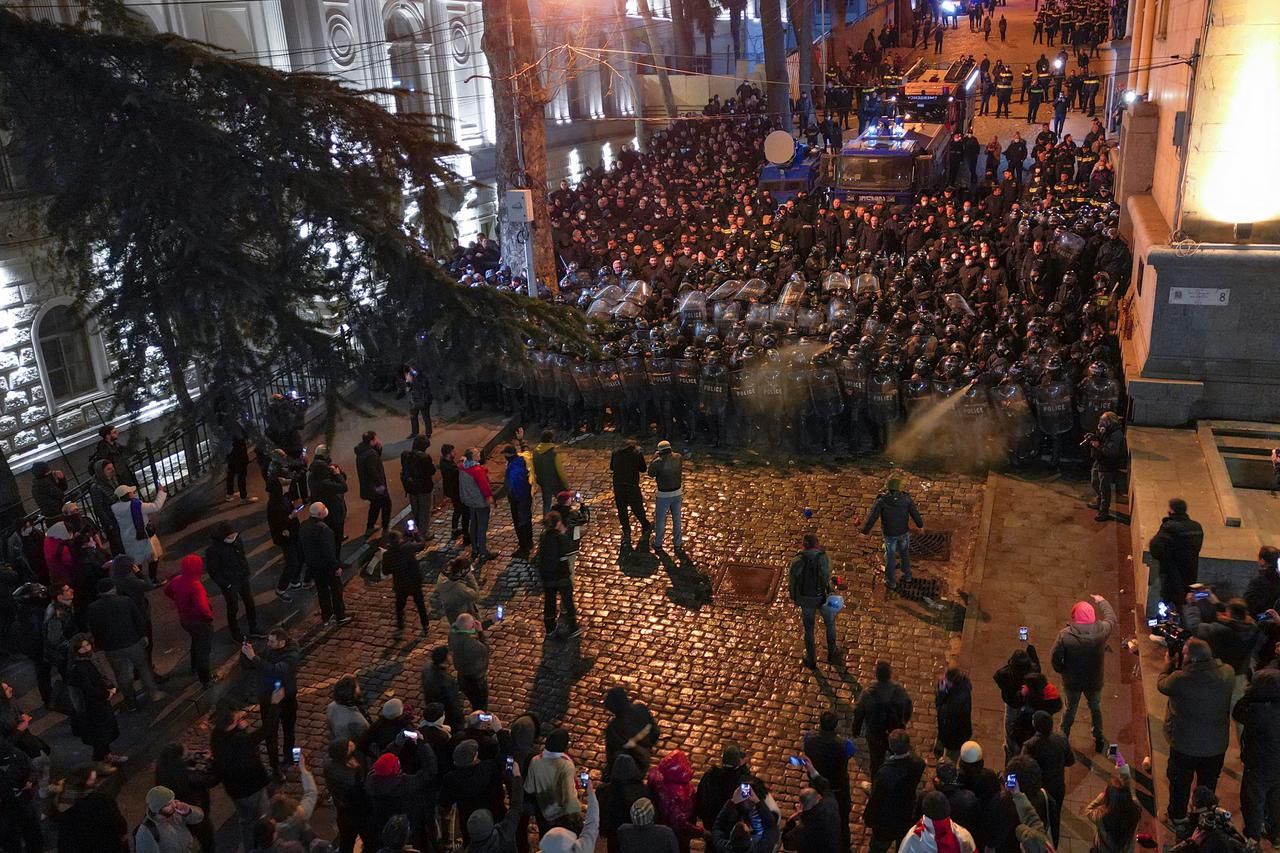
[{"x1": 505, "y1": 455, "x2": 532, "y2": 502}]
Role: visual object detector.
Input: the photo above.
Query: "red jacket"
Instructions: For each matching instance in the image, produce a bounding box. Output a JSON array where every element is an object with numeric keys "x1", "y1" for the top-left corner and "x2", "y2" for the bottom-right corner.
[
  {"x1": 165, "y1": 555, "x2": 213, "y2": 623},
  {"x1": 43, "y1": 530, "x2": 76, "y2": 588},
  {"x1": 647, "y1": 749, "x2": 700, "y2": 837},
  {"x1": 463, "y1": 462, "x2": 493, "y2": 501}
]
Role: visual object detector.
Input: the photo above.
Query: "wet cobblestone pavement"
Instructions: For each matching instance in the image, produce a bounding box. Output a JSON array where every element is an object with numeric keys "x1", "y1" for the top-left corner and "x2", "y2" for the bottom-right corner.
[{"x1": 192, "y1": 439, "x2": 984, "y2": 847}]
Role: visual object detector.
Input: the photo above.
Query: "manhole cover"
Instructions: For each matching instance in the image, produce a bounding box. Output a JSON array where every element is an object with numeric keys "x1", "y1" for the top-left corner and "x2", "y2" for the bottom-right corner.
[
  {"x1": 897, "y1": 576, "x2": 943, "y2": 602},
  {"x1": 909, "y1": 531, "x2": 951, "y2": 561},
  {"x1": 716, "y1": 563, "x2": 783, "y2": 605}
]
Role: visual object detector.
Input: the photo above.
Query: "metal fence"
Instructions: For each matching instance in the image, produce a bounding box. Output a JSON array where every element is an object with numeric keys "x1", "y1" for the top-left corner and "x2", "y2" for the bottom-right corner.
[{"x1": 13, "y1": 362, "x2": 330, "y2": 536}]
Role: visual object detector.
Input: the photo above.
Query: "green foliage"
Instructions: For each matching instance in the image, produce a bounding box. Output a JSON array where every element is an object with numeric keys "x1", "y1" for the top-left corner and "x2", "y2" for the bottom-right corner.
[{"x1": 0, "y1": 6, "x2": 581, "y2": 419}]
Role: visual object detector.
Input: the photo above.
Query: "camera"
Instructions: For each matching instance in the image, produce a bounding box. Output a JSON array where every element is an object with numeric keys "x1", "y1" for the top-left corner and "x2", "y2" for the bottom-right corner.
[{"x1": 1148, "y1": 604, "x2": 1187, "y2": 661}]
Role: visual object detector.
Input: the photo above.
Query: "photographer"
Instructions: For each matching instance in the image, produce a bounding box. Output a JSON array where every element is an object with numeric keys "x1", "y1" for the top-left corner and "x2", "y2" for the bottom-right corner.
[
  {"x1": 1170, "y1": 787, "x2": 1249, "y2": 852},
  {"x1": 1156, "y1": 637, "x2": 1234, "y2": 827},
  {"x1": 1086, "y1": 411, "x2": 1125, "y2": 522}
]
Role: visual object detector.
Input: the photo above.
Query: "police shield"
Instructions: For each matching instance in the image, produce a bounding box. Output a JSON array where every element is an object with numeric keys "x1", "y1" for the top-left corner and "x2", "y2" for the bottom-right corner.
[
  {"x1": 573, "y1": 360, "x2": 602, "y2": 406},
  {"x1": 827, "y1": 297, "x2": 853, "y2": 327},
  {"x1": 619, "y1": 354, "x2": 649, "y2": 401},
  {"x1": 867, "y1": 370, "x2": 901, "y2": 424},
  {"x1": 712, "y1": 300, "x2": 742, "y2": 335},
  {"x1": 553, "y1": 352, "x2": 580, "y2": 406},
  {"x1": 501, "y1": 352, "x2": 528, "y2": 390},
  {"x1": 530, "y1": 349, "x2": 555, "y2": 400},
  {"x1": 822, "y1": 272, "x2": 850, "y2": 293},
  {"x1": 673, "y1": 356, "x2": 700, "y2": 401},
  {"x1": 1051, "y1": 230, "x2": 1086, "y2": 266},
  {"x1": 648, "y1": 352, "x2": 674, "y2": 393},
  {"x1": 745, "y1": 303, "x2": 772, "y2": 329},
  {"x1": 676, "y1": 290, "x2": 708, "y2": 321},
  {"x1": 836, "y1": 354, "x2": 868, "y2": 408},
  {"x1": 587, "y1": 285, "x2": 625, "y2": 319},
  {"x1": 698, "y1": 361, "x2": 729, "y2": 414},
  {"x1": 809, "y1": 364, "x2": 843, "y2": 417},
  {"x1": 595, "y1": 358, "x2": 624, "y2": 399},
  {"x1": 1033, "y1": 380, "x2": 1075, "y2": 435},
  {"x1": 739, "y1": 278, "x2": 770, "y2": 302},
  {"x1": 1078, "y1": 376, "x2": 1120, "y2": 433},
  {"x1": 708, "y1": 279, "x2": 744, "y2": 301},
  {"x1": 853, "y1": 273, "x2": 881, "y2": 295}
]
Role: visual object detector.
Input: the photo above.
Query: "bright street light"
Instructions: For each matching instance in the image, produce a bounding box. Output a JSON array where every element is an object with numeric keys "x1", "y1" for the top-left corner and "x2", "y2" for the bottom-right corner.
[{"x1": 1123, "y1": 90, "x2": 1138, "y2": 104}]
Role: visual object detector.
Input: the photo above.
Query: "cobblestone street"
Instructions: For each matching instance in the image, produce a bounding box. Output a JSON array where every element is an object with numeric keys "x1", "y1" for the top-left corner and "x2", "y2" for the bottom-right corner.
[{"x1": 188, "y1": 440, "x2": 984, "y2": 848}]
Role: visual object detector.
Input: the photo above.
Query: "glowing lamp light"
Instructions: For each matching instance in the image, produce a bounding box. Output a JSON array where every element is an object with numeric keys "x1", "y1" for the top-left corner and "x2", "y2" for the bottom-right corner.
[
  {"x1": 1122, "y1": 89, "x2": 1138, "y2": 104},
  {"x1": 940, "y1": 0, "x2": 957, "y2": 13},
  {"x1": 1199, "y1": 33, "x2": 1280, "y2": 225},
  {"x1": 965, "y1": 68, "x2": 980, "y2": 92},
  {"x1": 1052, "y1": 58, "x2": 1063, "y2": 70}
]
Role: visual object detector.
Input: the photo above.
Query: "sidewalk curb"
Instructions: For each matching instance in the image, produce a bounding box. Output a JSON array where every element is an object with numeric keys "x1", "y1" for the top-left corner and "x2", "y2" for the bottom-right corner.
[
  {"x1": 958, "y1": 469, "x2": 1000, "y2": 666},
  {"x1": 98, "y1": 414, "x2": 516, "y2": 798}
]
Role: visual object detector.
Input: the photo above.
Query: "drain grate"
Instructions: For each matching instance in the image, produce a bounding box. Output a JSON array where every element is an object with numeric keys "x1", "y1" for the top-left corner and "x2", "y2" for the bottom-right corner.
[
  {"x1": 896, "y1": 576, "x2": 943, "y2": 602},
  {"x1": 716, "y1": 563, "x2": 783, "y2": 605},
  {"x1": 908, "y1": 531, "x2": 951, "y2": 561}
]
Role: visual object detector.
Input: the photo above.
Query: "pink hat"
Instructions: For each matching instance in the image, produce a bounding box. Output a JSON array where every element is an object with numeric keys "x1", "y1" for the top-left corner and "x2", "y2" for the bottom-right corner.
[{"x1": 1071, "y1": 601, "x2": 1097, "y2": 624}]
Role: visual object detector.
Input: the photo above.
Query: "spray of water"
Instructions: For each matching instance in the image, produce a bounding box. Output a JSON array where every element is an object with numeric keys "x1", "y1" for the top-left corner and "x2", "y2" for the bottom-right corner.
[{"x1": 886, "y1": 384, "x2": 1006, "y2": 471}]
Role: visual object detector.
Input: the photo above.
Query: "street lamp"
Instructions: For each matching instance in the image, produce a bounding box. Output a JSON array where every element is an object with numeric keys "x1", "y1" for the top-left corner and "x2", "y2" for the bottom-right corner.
[{"x1": 1122, "y1": 89, "x2": 1138, "y2": 104}]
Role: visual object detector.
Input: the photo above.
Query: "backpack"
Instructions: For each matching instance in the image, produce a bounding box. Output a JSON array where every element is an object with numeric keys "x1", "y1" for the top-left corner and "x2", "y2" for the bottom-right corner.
[{"x1": 794, "y1": 552, "x2": 829, "y2": 606}]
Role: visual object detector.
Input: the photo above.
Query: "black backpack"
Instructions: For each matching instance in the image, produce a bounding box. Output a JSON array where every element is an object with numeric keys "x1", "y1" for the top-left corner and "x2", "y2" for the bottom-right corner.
[{"x1": 794, "y1": 551, "x2": 829, "y2": 605}]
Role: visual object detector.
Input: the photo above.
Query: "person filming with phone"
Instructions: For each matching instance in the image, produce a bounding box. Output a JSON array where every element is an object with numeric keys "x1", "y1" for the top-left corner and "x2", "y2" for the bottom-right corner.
[
  {"x1": 1156, "y1": 636, "x2": 1234, "y2": 829},
  {"x1": 240, "y1": 627, "x2": 302, "y2": 779}
]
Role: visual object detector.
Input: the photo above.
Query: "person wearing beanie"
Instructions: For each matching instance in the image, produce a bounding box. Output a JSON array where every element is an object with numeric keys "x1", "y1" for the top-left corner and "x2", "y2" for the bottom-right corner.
[
  {"x1": 862, "y1": 729, "x2": 926, "y2": 853},
  {"x1": 364, "y1": 735, "x2": 438, "y2": 851},
  {"x1": 526, "y1": 728, "x2": 581, "y2": 831},
  {"x1": 859, "y1": 475, "x2": 924, "y2": 590},
  {"x1": 463, "y1": 760, "x2": 524, "y2": 853},
  {"x1": 203, "y1": 520, "x2": 262, "y2": 644},
  {"x1": 163, "y1": 554, "x2": 214, "y2": 687},
  {"x1": 1050, "y1": 592, "x2": 1116, "y2": 754},
  {"x1": 853, "y1": 660, "x2": 913, "y2": 776},
  {"x1": 30, "y1": 459, "x2": 68, "y2": 521},
  {"x1": 85, "y1": 575, "x2": 160, "y2": 709},
  {"x1": 441, "y1": 736, "x2": 507, "y2": 845},
  {"x1": 109, "y1": 479, "x2": 167, "y2": 582},
  {"x1": 898, "y1": 789, "x2": 976, "y2": 853},
  {"x1": 954, "y1": 741, "x2": 999, "y2": 846},
  {"x1": 780, "y1": 756, "x2": 841, "y2": 853},
  {"x1": 1021, "y1": 710, "x2": 1074, "y2": 839},
  {"x1": 299, "y1": 500, "x2": 351, "y2": 625},
  {"x1": 618, "y1": 797, "x2": 678, "y2": 853},
  {"x1": 134, "y1": 785, "x2": 204, "y2": 853},
  {"x1": 1157, "y1": 635, "x2": 1234, "y2": 823},
  {"x1": 538, "y1": 772, "x2": 599, "y2": 853},
  {"x1": 362, "y1": 698, "x2": 413, "y2": 760},
  {"x1": 421, "y1": 645, "x2": 467, "y2": 731},
  {"x1": 501, "y1": 445, "x2": 534, "y2": 560},
  {"x1": 915, "y1": 760, "x2": 980, "y2": 849}
]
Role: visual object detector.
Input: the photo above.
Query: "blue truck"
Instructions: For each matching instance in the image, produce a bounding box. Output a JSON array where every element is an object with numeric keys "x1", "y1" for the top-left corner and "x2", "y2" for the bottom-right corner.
[
  {"x1": 757, "y1": 142, "x2": 823, "y2": 202},
  {"x1": 820, "y1": 121, "x2": 951, "y2": 206}
]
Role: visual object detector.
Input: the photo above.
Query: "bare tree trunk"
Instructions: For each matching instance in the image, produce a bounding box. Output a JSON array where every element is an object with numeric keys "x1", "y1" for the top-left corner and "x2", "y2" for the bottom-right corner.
[
  {"x1": 789, "y1": 0, "x2": 813, "y2": 124},
  {"x1": 761, "y1": 0, "x2": 791, "y2": 130},
  {"x1": 636, "y1": 0, "x2": 678, "y2": 118},
  {"x1": 482, "y1": 0, "x2": 556, "y2": 289},
  {"x1": 668, "y1": 0, "x2": 695, "y2": 70}
]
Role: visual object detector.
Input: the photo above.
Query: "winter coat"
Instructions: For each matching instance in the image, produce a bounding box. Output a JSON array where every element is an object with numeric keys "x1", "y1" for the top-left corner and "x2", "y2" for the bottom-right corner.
[
  {"x1": 992, "y1": 647, "x2": 1041, "y2": 707},
  {"x1": 914, "y1": 782, "x2": 981, "y2": 845},
  {"x1": 211, "y1": 708, "x2": 276, "y2": 799},
  {"x1": 134, "y1": 806, "x2": 205, "y2": 853},
  {"x1": 853, "y1": 681, "x2": 913, "y2": 742},
  {"x1": 89, "y1": 462, "x2": 121, "y2": 547},
  {"x1": 1158, "y1": 656, "x2": 1234, "y2": 757},
  {"x1": 538, "y1": 788, "x2": 601, "y2": 853},
  {"x1": 862, "y1": 752, "x2": 926, "y2": 839},
  {"x1": 1148, "y1": 512, "x2": 1204, "y2": 589},
  {"x1": 781, "y1": 774, "x2": 842, "y2": 853},
  {"x1": 646, "y1": 454, "x2": 683, "y2": 496},
  {"x1": 85, "y1": 591, "x2": 147, "y2": 652},
  {"x1": 897, "y1": 816, "x2": 976, "y2": 853},
  {"x1": 164, "y1": 557, "x2": 212, "y2": 624},
  {"x1": 204, "y1": 536, "x2": 252, "y2": 590},
  {"x1": 437, "y1": 574, "x2": 481, "y2": 623},
  {"x1": 298, "y1": 517, "x2": 340, "y2": 575},
  {"x1": 459, "y1": 461, "x2": 493, "y2": 509},
  {"x1": 400, "y1": 449, "x2": 437, "y2": 496},
  {"x1": 111, "y1": 491, "x2": 167, "y2": 566},
  {"x1": 860, "y1": 490, "x2": 923, "y2": 537},
  {"x1": 617, "y1": 824, "x2": 679, "y2": 853},
  {"x1": 537, "y1": 528, "x2": 572, "y2": 588},
  {"x1": 326, "y1": 700, "x2": 371, "y2": 744},
  {"x1": 243, "y1": 638, "x2": 301, "y2": 702},
  {"x1": 647, "y1": 750, "x2": 700, "y2": 837},
  {"x1": 384, "y1": 542, "x2": 423, "y2": 594},
  {"x1": 935, "y1": 674, "x2": 974, "y2": 750},
  {"x1": 448, "y1": 624, "x2": 490, "y2": 679},
  {"x1": 67, "y1": 654, "x2": 119, "y2": 746},
  {"x1": 1022, "y1": 731, "x2": 1075, "y2": 797},
  {"x1": 56, "y1": 791, "x2": 129, "y2": 853},
  {"x1": 441, "y1": 456, "x2": 462, "y2": 501},
  {"x1": 110, "y1": 562, "x2": 156, "y2": 618},
  {"x1": 599, "y1": 755, "x2": 653, "y2": 837},
  {"x1": 1232, "y1": 667, "x2": 1280, "y2": 770},
  {"x1": 788, "y1": 548, "x2": 832, "y2": 607},
  {"x1": 43, "y1": 523, "x2": 77, "y2": 588},
  {"x1": 1050, "y1": 596, "x2": 1117, "y2": 692},
  {"x1": 802, "y1": 731, "x2": 854, "y2": 793},
  {"x1": 421, "y1": 661, "x2": 467, "y2": 730},
  {"x1": 266, "y1": 490, "x2": 299, "y2": 547},
  {"x1": 309, "y1": 458, "x2": 349, "y2": 518},
  {"x1": 1245, "y1": 565, "x2": 1280, "y2": 617},
  {"x1": 464, "y1": 785, "x2": 525, "y2": 853},
  {"x1": 354, "y1": 440, "x2": 387, "y2": 500},
  {"x1": 31, "y1": 472, "x2": 67, "y2": 519},
  {"x1": 505, "y1": 456, "x2": 533, "y2": 503},
  {"x1": 526, "y1": 749, "x2": 580, "y2": 820},
  {"x1": 609, "y1": 445, "x2": 646, "y2": 490},
  {"x1": 604, "y1": 687, "x2": 660, "y2": 775},
  {"x1": 532, "y1": 443, "x2": 568, "y2": 494}
]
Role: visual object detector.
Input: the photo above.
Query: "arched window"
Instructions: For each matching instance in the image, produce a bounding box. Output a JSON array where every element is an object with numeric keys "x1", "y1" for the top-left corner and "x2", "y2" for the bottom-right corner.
[
  {"x1": 386, "y1": 8, "x2": 433, "y2": 118},
  {"x1": 37, "y1": 306, "x2": 97, "y2": 403}
]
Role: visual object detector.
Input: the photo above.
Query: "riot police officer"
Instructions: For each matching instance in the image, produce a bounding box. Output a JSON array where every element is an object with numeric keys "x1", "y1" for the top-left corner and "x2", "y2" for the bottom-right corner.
[
  {"x1": 673, "y1": 346, "x2": 701, "y2": 441},
  {"x1": 1077, "y1": 361, "x2": 1120, "y2": 435},
  {"x1": 595, "y1": 345, "x2": 625, "y2": 432},
  {"x1": 1032, "y1": 355, "x2": 1075, "y2": 469},
  {"x1": 866, "y1": 354, "x2": 902, "y2": 452},
  {"x1": 836, "y1": 345, "x2": 869, "y2": 453},
  {"x1": 647, "y1": 336, "x2": 675, "y2": 439},
  {"x1": 698, "y1": 351, "x2": 730, "y2": 447},
  {"x1": 808, "y1": 351, "x2": 843, "y2": 453},
  {"x1": 994, "y1": 365, "x2": 1038, "y2": 466}
]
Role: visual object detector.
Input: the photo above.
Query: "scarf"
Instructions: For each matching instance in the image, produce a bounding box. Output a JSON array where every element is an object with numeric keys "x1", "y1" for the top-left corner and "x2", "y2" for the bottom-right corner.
[
  {"x1": 130, "y1": 498, "x2": 148, "y2": 541},
  {"x1": 932, "y1": 817, "x2": 961, "y2": 853}
]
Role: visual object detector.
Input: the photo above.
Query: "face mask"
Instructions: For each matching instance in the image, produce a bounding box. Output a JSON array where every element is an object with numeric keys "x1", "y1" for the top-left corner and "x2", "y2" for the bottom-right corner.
[{"x1": 224, "y1": 534, "x2": 238, "y2": 544}]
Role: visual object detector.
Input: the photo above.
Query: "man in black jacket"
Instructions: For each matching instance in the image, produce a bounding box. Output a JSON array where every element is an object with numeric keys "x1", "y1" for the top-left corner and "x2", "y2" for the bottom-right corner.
[
  {"x1": 211, "y1": 687, "x2": 284, "y2": 853},
  {"x1": 781, "y1": 758, "x2": 841, "y2": 853},
  {"x1": 308, "y1": 445, "x2": 349, "y2": 544},
  {"x1": 859, "y1": 477, "x2": 924, "y2": 590},
  {"x1": 241, "y1": 627, "x2": 302, "y2": 775},
  {"x1": 300, "y1": 503, "x2": 351, "y2": 625},
  {"x1": 1233, "y1": 667, "x2": 1280, "y2": 845},
  {"x1": 355, "y1": 431, "x2": 391, "y2": 536},
  {"x1": 803, "y1": 712, "x2": 854, "y2": 852},
  {"x1": 204, "y1": 521, "x2": 262, "y2": 644},
  {"x1": 537, "y1": 512, "x2": 578, "y2": 640},
  {"x1": 695, "y1": 745, "x2": 772, "y2": 831},
  {"x1": 1245, "y1": 546, "x2": 1280, "y2": 616},
  {"x1": 86, "y1": 578, "x2": 160, "y2": 709},
  {"x1": 401, "y1": 436, "x2": 437, "y2": 538},
  {"x1": 610, "y1": 438, "x2": 652, "y2": 553},
  {"x1": 1148, "y1": 498, "x2": 1204, "y2": 609},
  {"x1": 1086, "y1": 411, "x2": 1125, "y2": 521},
  {"x1": 861, "y1": 730, "x2": 925, "y2": 853},
  {"x1": 266, "y1": 475, "x2": 303, "y2": 600},
  {"x1": 852, "y1": 661, "x2": 913, "y2": 776}
]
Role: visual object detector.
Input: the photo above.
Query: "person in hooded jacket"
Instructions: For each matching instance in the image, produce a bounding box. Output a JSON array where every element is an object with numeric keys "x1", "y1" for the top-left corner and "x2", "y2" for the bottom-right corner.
[
  {"x1": 853, "y1": 661, "x2": 913, "y2": 776},
  {"x1": 862, "y1": 729, "x2": 926, "y2": 853},
  {"x1": 308, "y1": 444, "x2": 349, "y2": 544},
  {"x1": 604, "y1": 686, "x2": 661, "y2": 778},
  {"x1": 401, "y1": 436, "x2": 438, "y2": 538},
  {"x1": 1050, "y1": 593, "x2": 1116, "y2": 754},
  {"x1": 204, "y1": 521, "x2": 261, "y2": 644},
  {"x1": 599, "y1": 754, "x2": 654, "y2": 853},
  {"x1": 780, "y1": 757, "x2": 841, "y2": 853},
  {"x1": 421, "y1": 645, "x2": 467, "y2": 732},
  {"x1": 859, "y1": 476, "x2": 924, "y2": 590},
  {"x1": 647, "y1": 750, "x2": 701, "y2": 853},
  {"x1": 934, "y1": 667, "x2": 973, "y2": 761},
  {"x1": 30, "y1": 461, "x2": 67, "y2": 521},
  {"x1": 1232, "y1": 666, "x2": 1280, "y2": 845},
  {"x1": 365, "y1": 740, "x2": 439, "y2": 851},
  {"x1": 1008, "y1": 673, "x2": 1063, "y2": 750},
  {"x1": 993, "y1": 646, "x2": 1041, "y2": 759},
  {"x1": 618, "y1": 797, "x2": 678, "y2": 853},
  {"x1": 539, "y1": 777, "x2": 600, "y2": 853},
  {"x1": 154, "y1": 743, "x2": 218, "y2": 853},
  {"x1": 464, "y1": 764, "x2": 525, "y2": 853},
  {"x1": 383, "y1": 531, "x2": 429, "y2": 633},
  {"x1": 88, "y1": 460, "x2": 124, "y2": 554},
  {"x1": 65, "y1": 632, "x2": 124, "y2": 764},
  {"x1": 1021, "y1": 710, "x2": 1074, "y2": 839},
  {"x1": 1157, "y1": 637, "x2": 1234, "y2": 825},
  {"x1": 898, "y1": 790, "x2": 976, "y2": 853},
  {"x1": 164, "y1": 555, "x2": 214, "y2": 687},
  {"x1": 955, "y1": 742, "x2": 1000, "y2": 851},
  {"x1": 325, "y1": 737, "x2": 371, "y2": 853},
  {"x1": 914, "y1": 760, "x2": 979, "y2": 845}
]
